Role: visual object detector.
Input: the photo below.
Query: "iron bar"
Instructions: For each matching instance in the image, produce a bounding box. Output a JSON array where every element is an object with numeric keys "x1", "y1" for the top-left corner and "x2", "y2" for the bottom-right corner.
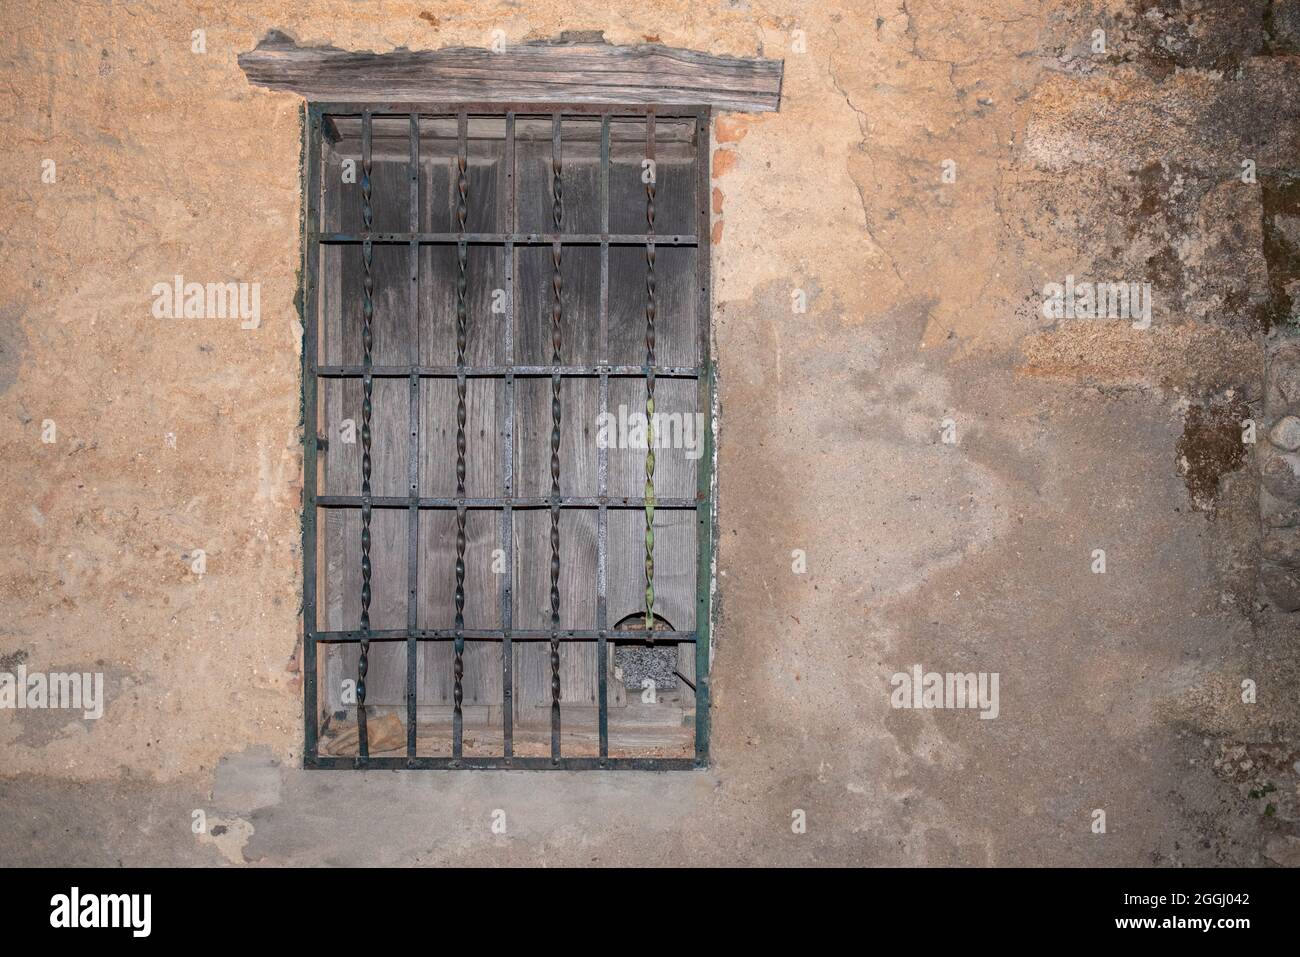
[
  {"x1": 644, "y1": 111, "x2": 657, "y2": 638},
  {"x1": 693, "y1": 109, "x2": 714, "y2": 768},
  {"x1": 596, "y1": 113, "x2": 610, "y2": 762},
  {"x1": 312, "y1": 628, "x2": 698, "y2": 643},
  {"x1": 311, "y1": 756, "x2": 698, "y2": 771},
  {"x1": 356, "y1": 108, "x2": 374, "y2": 762},
  {"x1": 315, "y1": 364, "x2": 701, "y2": 378},
  {"x1": 316, "y1": 495, "x2": 699, "y2": 509},
  {"x1": 311, "y1": 102, "x2": 700, "y2": 117},
  {"x1": 501, "y1": 110, "x2": 516, "y2": 761},
  {"x1": 320, "y1": 232, "x2": 695, "y2": 246},
  {"x1": 549, "y1": 111, "x2": 563, "y2": 763},
  {"x1": 406, "y1": 111, "x2": 421, "y2": 761},
  {"x1": 452, "y1": 111, "x2": 469, "y2": 760},
  {"x1": 302, "y1": 104, "x2": 323, "y2": 763}
]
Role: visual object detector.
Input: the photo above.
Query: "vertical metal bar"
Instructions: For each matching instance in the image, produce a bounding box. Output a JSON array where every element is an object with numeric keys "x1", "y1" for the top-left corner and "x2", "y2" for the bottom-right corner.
[
  {"x1": 596, "y1": 113, "x2": 610, "y2": 762},
  {"x1": 302, "y1": 104, "x2": 323, "y2": 765},
  {"x1": 406, "y1": 112, "x2": 420, "y2": 761},
  {"x1": 357, "y1": 108, "x2": 374, "y2": 763},
  {"x1": 501, "y1": 111, "x2": 516, "y2": 760},
  {"x1": 693, "y1": 109, "x2": 713, "y2": 767},
  {"x1": 643, "y1": 112, "x2": 657, "y2": 638},
  {"x1": 549, "y1": 111, "x2": 563, "y2": 762},
  {"x1": 453, "y1": 111, "x2": 469, "y2": 761}
]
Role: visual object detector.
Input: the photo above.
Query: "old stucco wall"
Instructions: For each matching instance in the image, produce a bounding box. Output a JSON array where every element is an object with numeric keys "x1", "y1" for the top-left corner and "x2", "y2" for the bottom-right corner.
[{"x1": 3, "y1": 1, "x2": 1300, "y2": 865}]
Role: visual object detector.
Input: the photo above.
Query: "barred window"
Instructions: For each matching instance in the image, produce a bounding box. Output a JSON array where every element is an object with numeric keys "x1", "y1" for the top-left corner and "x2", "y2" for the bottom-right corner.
[{"x1": 302, "y1": 107, "x2": 713, "y2": 769}]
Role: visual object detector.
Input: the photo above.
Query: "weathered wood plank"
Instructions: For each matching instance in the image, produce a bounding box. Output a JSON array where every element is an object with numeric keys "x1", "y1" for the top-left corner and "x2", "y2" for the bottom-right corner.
[
  {"x1": 324, "y1": 154, "x2": 415, "y2": 707},
  {"x1": 510, "y1": 141, "x2": 604, "y2": 717},
  {"x1": 239, "y1": 31, "x2": 782, "y2": 112},
  {"x1": 312, "y1": 105, "x2": 706, "y2": 740}
]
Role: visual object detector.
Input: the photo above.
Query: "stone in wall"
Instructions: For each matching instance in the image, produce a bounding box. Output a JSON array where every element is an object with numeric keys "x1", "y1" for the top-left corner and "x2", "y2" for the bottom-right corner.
[{"x1": 1261, "y1": 340, "x2": 1300, "y2": 611}]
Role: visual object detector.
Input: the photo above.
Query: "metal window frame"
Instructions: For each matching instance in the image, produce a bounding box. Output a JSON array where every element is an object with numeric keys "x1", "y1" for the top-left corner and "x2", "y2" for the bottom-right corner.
[{"x1": 300, "y1": 102, "x2": 715, "y2": 770}]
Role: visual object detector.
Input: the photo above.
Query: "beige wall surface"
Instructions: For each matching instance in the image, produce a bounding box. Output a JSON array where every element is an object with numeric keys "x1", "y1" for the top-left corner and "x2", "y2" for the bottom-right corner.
[{"x1": 3, "y1": 1, "x2": 1299, "y2": 866}]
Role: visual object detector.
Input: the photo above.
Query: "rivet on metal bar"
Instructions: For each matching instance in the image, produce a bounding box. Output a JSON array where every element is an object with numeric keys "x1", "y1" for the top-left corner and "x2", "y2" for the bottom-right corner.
[
  {"x1": 550, "y1": 112, "x2": 563, "y2": 762},
  {"x1": 357, "y1": 109, "x2": 374, "y2": 761},
  {"x1": 453, "y1": 111, "x2": 469, "y2": 760}
]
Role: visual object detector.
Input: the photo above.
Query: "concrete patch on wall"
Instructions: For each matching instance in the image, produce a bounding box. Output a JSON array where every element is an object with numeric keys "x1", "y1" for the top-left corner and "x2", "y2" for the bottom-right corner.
[
  {"x1": 211, "y1": 746, "x2": 283, "y2": 813},
  {"x1": 0, "y1": 303, "x2": 27, "y2": 396},
  {"x1": 195, "y1": 814, "x2": 255, "y2": 865},
  {"x1": 0, "y1": 660, "x2": 130, "y2": 751}
]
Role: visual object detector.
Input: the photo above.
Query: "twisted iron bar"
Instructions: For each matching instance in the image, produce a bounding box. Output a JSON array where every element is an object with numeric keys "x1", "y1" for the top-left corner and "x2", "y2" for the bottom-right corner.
[
  {"x1": 644, "y1": 115, "x2": 657, "y2": 639},
  {"x1": 550, "y1": 115, "x2": 563, "y2": 759},
  {"x1": 358, "y1": 112, "x2": 374, "y2": 758},
  {"x1": 453, "y1": 116, "x2": 469, "y2": 756}
]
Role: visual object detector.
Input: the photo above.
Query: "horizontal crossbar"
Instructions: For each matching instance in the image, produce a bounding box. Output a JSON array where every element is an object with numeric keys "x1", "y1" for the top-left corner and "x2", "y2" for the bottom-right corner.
[
  {"x1": 307, "y1": 755, "x2": 702, "y2": 770},
  {"x1": 312, "y1": 102, "x2": 707, "y2": 118},
  {"x1": 310, "y1": 628, "x2": 696, "y2": 644},
  {"x1": 314, "y1": 364, "x2": 701, "y2": 379},
  {"x1": 320, "y1": 232, "x2": 695, "y2": 246},
  {"x1": 314, "y1": 495, "x2": 700, "y2": 509}
]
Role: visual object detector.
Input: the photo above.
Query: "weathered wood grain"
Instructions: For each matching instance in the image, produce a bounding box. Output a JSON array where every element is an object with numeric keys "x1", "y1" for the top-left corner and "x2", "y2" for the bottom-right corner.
[
  {"x1": 314, "y1": 115, "x2": 705, "y2": 741},
  {"x1": 240, "y1": 31, "x2": 782, "y2": 112}
]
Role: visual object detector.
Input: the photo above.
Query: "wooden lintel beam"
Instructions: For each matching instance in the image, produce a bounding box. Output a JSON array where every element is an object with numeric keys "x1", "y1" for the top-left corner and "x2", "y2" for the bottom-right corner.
[{"x1": 239, "y1": 30, "x2": 783, "y2": 113}]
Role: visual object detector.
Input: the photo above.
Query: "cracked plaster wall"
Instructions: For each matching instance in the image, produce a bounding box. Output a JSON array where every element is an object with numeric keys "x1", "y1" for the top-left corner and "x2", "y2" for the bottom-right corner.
[{"x1": 2, "y1": 0, "x2": 1299, "y2": 866}]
